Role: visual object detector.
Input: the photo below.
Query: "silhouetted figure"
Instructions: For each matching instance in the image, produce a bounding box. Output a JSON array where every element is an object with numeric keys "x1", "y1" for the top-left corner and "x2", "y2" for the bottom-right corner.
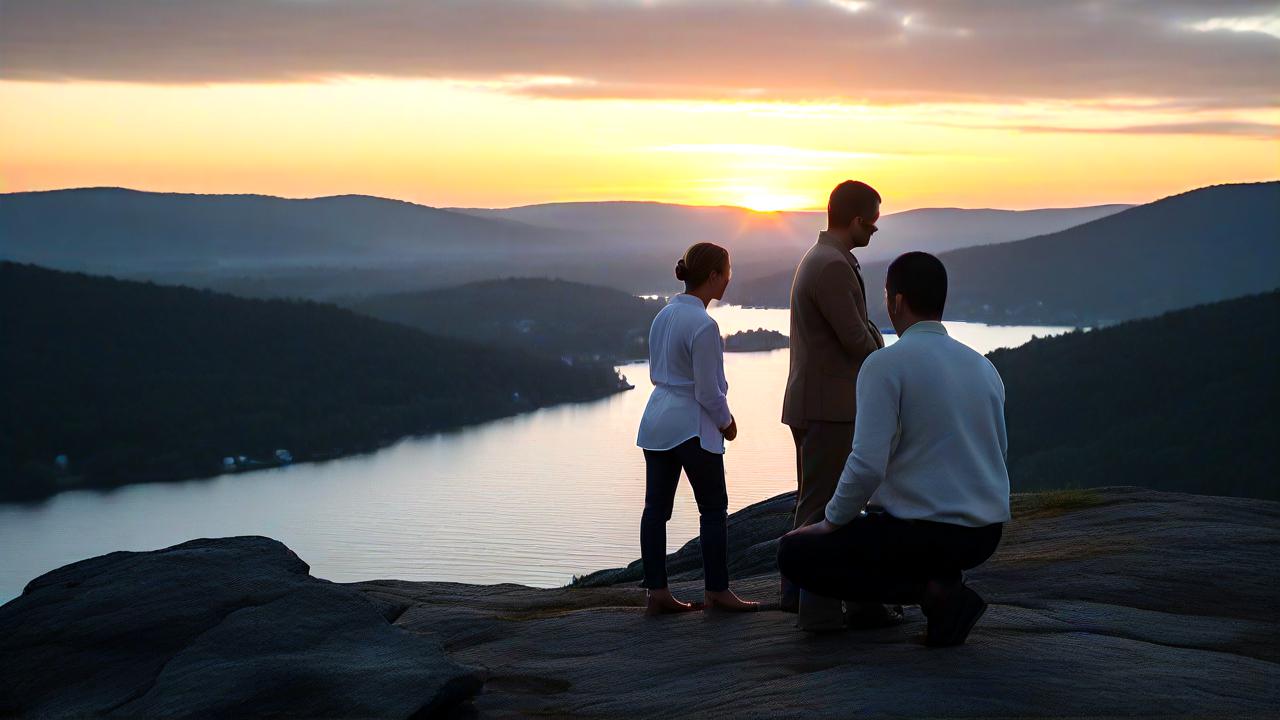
[
  {"x1": 779, "y1": 252, "x2": 1011, "y2": 646},
  {"x1": 636, "y1": 243, "x2": 757, "y2": 615},
  {"x1": 781, "y1": 180, "x2": 898, "y2": 630}
]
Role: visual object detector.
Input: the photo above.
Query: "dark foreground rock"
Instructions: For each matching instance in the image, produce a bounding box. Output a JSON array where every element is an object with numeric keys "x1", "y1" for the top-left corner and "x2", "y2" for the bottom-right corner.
[
  {"x1": 0, "y1": 536, "x2": 482, "y2": 718},
  {"x1": 2, "y1": 487, "x2": 1278, "y2": 718}
]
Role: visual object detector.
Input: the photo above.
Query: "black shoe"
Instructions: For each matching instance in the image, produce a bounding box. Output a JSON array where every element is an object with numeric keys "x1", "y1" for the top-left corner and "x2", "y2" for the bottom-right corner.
[
  {"x1": 844, "y1": 602, "x2": 905, "y2": 630},
  {"x1": 923, "y1": 584, "x2": 987, "y2": 647}
]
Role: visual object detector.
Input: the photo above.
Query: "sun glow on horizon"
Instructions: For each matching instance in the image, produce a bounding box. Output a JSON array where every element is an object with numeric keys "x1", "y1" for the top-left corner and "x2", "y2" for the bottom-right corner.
[
  {"x1": 731, "y1": 188, "x2": 816, "y2": 212},
  {"x1": 1, "y1": 78, "x2": 1276, "y2": 211}
]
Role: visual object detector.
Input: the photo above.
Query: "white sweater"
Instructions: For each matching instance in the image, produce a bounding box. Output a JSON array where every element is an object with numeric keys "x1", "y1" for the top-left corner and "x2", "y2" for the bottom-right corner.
[{"x1": 826, "y1": 321, "x2": 1011, "y2": 527}]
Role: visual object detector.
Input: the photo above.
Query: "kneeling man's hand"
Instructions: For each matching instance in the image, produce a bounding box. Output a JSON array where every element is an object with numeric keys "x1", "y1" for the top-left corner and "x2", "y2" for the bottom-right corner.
[{"x1": 784, "y1": 518, "x2": 840, "y2": 538}]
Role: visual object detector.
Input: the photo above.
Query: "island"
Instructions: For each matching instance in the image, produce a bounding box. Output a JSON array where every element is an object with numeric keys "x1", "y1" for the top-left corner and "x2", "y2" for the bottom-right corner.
[{"x1": 723, "y1": 328, "x2": 789, "y2": 352}]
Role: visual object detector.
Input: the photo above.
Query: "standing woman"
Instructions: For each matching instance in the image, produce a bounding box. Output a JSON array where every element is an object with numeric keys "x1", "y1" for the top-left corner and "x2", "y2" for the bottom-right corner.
[{"x1": 636, "y1": 243, "x2": 759, "y2": 615}]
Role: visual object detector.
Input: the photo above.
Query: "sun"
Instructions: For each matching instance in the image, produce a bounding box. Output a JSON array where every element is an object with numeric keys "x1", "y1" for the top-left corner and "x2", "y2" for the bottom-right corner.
[{"x1": 734, "y1": 189, "x2": 811, "y2": 213}]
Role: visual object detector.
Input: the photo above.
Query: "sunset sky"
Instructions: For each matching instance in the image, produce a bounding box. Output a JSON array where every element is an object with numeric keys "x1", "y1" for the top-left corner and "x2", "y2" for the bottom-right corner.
[{"x1": 1, "y1": 1, "x2": 1276, "y2": 211}]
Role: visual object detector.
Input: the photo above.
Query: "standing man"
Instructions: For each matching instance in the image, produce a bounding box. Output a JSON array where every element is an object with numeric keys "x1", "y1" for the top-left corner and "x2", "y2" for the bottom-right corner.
[
  {"x1": 778, "y1": 252, "x2": 1010, "y2": 647},
  {"x1": 781, "y1": 180, "x2": 897, "y2": 630}
]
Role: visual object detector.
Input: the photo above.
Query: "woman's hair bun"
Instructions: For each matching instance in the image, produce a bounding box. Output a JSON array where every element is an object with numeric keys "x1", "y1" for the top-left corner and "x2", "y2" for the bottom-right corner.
[{"x1": 675, "y1": 243, "x2": 729, "y2": 288}]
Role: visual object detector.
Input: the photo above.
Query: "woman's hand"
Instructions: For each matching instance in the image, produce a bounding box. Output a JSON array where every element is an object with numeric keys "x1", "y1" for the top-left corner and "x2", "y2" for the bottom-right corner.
[{"x1": 721, "y1": 416, "x2": 738, "y2": 442}]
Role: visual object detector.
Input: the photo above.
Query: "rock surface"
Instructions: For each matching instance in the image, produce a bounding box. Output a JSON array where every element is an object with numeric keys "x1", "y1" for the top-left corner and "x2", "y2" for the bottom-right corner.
[
  {"x1": 0, "y1": 536, "x2": 482, "y2": 718},
  {"x1": 2, "y1": 487, "x2": 1278, "y2": 718},
  {"x1": 354, "y1": 487, "x2": 1280, "y2": 718}
]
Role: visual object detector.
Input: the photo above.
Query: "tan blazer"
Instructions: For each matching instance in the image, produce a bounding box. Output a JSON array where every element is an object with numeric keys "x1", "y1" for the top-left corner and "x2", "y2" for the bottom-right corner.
[{"x1": 782, "y1": 232, "x2": 885, "y2": 426}]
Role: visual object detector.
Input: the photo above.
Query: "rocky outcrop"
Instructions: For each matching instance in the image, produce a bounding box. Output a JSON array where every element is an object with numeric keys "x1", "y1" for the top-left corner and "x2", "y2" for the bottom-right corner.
[
  {"x1": 3, "y1": 487, "x2": 1278, "y2": 718},
  {"x1": 0, "y1": 536, "x2": 482, "y2": 718}
]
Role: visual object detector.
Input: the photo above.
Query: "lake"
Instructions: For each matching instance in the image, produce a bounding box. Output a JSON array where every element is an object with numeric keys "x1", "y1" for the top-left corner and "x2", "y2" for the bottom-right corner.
[{"x1": 0, "y1": 307, "x2": 1072, "y2": 601}]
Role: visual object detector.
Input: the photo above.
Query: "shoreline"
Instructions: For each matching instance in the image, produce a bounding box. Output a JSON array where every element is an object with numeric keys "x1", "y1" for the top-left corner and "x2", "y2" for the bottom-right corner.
[{"x1": 0, "y1": 383, "x2": 631, "y2": 507}]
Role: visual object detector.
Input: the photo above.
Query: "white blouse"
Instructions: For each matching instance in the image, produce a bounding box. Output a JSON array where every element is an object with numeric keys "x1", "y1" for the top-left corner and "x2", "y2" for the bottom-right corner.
[{"x1": 636, "y1": 294, "x2": 732, "y2": 454}]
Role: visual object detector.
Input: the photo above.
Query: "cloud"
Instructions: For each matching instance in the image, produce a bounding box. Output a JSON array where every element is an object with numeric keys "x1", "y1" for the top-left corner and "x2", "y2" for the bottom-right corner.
[
  {"x1": 1010, "y1": 121, "x2": 1280, "y2": 138},
  {"x1": 1185, "y1": 13, "x2": 1280, "y2": 39},
  {"x1": 925, "y1": 119, "x2": 1280, "y2": 138},
  {"x1": 649, "y1": 144, "x2": 890, "y2": 160},
  {"x1": 2, "y1": 0, "x2": 1277, "y2": 109}
]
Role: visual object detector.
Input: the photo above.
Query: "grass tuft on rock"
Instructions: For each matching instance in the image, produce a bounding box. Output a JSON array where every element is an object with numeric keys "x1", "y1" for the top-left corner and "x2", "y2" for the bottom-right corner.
[{"x1": 1014, "y1": 488, "x2": 1105, "y2": 518}]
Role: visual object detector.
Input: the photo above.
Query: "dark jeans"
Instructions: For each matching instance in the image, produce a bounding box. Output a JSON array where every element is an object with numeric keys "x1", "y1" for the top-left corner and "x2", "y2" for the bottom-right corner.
[
  {"x1": 777, "y1": 512, "x2": 1003, "y2": 604},
  {"x1": 641, "y1": 437, "x2": 729, "y2": 592}
]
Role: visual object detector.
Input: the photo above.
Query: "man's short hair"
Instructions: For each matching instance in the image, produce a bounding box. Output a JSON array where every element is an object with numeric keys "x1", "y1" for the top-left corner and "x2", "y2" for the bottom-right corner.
[
  {"x1": 886, "y1": 252, "x2": 947, "y2": 318},
  {"x1": 827, "y1": 180, "x2": 881, "y2": 229}
]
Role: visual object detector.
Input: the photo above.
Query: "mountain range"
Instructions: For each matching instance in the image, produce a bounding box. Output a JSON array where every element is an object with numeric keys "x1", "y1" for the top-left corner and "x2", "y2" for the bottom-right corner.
[
  {"x1": 0, "y1": 187, "x2": 570, "y2": 271},
  {"x1": 455, "y1": 200, "x2": 1129, "y2": 267},
  {"x1": 730, "y1": 181, "x2": 1280, "y2": 326},
  {"x1": 0, "y1": 187, "x2": 1128, "y2": 299}
]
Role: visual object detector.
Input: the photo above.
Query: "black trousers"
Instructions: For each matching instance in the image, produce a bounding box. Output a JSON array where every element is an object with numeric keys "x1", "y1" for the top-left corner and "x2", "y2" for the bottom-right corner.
[
  {"x1": 641, "y1": 437, "x2": 729, "y2": 592},
  {"x1": 783, "y1": 422, "x2": 856, "y2": 606},
  {"x1": 777, "y1": 512, "x2": 1003, "y2": 604},
  {"x1": 790, "y1": 422, "x2": 856, "y2": 528}
]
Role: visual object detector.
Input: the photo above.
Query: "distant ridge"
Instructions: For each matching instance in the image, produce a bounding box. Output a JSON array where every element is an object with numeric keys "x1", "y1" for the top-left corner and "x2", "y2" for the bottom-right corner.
[
  {"x1": 1, "y1": 186, "x2": 1131, "y2": 299},
  {"x1": 453, "y1": 199, "x2": 1132, "y2": 265},
  {"x1": 0, "y1": 186, "x2": 571, "y2": 274},
  {"x1": 730, "y1": 180, "x2": 1280, "y2": 325},
  {"x1": 345, "y1": 277, "x2": 662, "y2": 361}
]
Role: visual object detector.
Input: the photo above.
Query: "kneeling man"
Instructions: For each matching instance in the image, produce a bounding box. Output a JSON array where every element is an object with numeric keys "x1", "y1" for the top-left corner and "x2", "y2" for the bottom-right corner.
[{"x1": 778, "y1": 251, "x2": 1010, "y2": 646}]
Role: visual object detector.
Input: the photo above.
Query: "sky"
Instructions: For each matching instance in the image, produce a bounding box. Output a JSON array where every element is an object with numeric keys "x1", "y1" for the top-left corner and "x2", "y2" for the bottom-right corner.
[{"x1": 1, "y1": 0, "x2": 1277, "y2": 211}]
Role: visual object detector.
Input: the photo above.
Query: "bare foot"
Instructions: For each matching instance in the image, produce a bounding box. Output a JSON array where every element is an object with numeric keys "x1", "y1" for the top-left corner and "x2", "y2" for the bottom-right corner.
[
  {"x1": 704, "y1": 589, "x2": 760, "y2": 612},
  {"x1": 645, "y1": 588, "x2": 702, "y2": 616}
]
